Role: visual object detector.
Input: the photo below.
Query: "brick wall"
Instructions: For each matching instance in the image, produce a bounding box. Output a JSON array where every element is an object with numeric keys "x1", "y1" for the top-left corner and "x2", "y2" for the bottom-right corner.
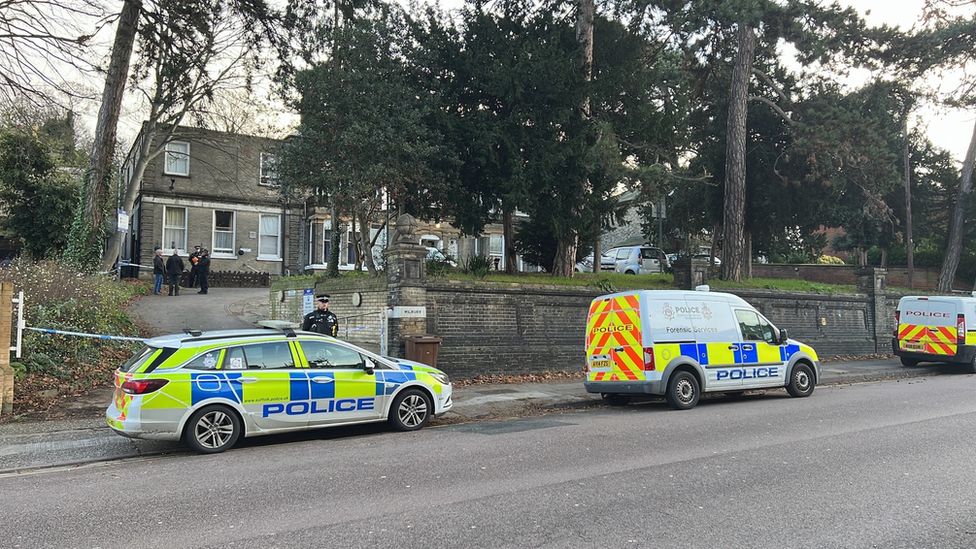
[
  {"x1": 268, "y1": 277, "x2": 903, "y2": 379},
  {"x1": 751, "y1": 264, "x2": 958, "y2": 291},
  {"x1": 423, "y1": 282, "x2": 893, "y2": 378},
  {"x1": 274, "y1": 277, "x2": 388, "y2": 354}
]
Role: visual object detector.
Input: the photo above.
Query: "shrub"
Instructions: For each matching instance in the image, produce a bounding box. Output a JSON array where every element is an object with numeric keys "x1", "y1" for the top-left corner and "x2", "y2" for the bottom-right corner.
[
  {"x1": 461, "y1": 255, "x2": 492, "y2": 278},
  {"x1": 816, "y1": 255, "x2": 846, "y2": 265},
  {"x1": 0, "y1": 258, "x2": 146, "y2": 377}
]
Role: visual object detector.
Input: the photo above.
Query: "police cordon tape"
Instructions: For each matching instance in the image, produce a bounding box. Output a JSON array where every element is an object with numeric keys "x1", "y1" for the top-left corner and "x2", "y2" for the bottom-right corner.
[
  {"x1": 24, "y1": 327, "x2": 147, "y2": 343},
  {"x1": 25, "y1": 325, "x2": 366, "y2": 342}
]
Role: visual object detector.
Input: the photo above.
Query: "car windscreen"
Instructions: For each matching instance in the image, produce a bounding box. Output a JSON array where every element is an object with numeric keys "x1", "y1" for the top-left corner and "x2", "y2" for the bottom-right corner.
[{"x1": 118, "y1": 346, "x2": 159, "y2": 373}]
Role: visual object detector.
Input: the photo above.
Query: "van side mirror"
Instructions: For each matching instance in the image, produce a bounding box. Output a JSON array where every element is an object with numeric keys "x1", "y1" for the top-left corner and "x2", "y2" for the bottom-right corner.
[
  {"x1": 363, "y1": 357, "x2": 376, "y2": 375},
  {"x1": 778, "y1": 329, "x2": 789, "y2": 345}
]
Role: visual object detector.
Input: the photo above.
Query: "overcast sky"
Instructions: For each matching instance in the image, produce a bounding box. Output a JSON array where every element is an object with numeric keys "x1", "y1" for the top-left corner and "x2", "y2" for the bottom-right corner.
[{"x1": 64, "y1": 0, "x2": 975, "y2": 166}]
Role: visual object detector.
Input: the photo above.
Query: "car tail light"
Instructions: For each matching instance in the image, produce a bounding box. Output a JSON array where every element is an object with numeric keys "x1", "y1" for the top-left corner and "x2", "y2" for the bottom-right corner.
[
  {"x1": 958, "y1": 314, "x2": 966, "y2": 344},
  {"x1": 643, "y1": 347, "x2": 656, "y2": 371},
  {"x1": 121, "y1": 379, "x2": 169, "y2": 395},
  {"x1": 894, "y1": 310, "x2": 900, "y2": 337}
]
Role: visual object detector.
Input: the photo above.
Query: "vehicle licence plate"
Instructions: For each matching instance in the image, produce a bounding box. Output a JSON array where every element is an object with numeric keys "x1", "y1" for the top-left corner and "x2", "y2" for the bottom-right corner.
[
  {"x1": 590, "y1": 359, "x2": 611, "y2": 370},
  {"x1": 903, "y1": 341, "x2": 924, "y2": 352}
]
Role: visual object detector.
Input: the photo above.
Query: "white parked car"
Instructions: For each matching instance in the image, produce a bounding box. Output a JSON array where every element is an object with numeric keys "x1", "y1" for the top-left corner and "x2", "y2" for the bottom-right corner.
[{"x1": 604, "y1": 246, "x2": 669, "y2": 274}]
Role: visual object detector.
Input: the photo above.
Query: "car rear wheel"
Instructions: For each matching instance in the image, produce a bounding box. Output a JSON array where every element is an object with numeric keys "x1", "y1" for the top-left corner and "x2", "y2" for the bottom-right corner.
[
  {"x1": 184, "y1": 405, "x2": 241, "y2": 454},
  {"x1": 389, "y1": 389, "x2": 432, "y2": 431},
  {"x1": 900, "y1": 357, "x2": 919, "y2": 368},
  {"x1": 786, "y1": 363, "x2": 816, "y2": 398},
  {"x1": 666, "y1": 371, "x2": 700, "y2": 410}
]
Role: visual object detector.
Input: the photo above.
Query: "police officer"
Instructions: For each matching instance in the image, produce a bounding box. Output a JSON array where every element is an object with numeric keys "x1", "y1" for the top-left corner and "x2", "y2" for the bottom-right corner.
[{"x1": 302, "y1": 294, "x2": 339, "y2": 337}]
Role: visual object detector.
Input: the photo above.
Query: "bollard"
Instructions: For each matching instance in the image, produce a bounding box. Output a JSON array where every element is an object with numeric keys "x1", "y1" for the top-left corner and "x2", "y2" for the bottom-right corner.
[{"x1": 0, "y1": 282, "x2": 13, "y2": 415}]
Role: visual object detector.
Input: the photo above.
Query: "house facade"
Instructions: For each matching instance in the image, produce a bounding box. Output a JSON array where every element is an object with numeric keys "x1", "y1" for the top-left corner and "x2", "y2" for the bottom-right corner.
[
  {"x1": 123, "y1": 124, "x2": 536, "y2": 277},
  {"x1": 122, "y1": 125, "x2": 304, "y2": 276}
]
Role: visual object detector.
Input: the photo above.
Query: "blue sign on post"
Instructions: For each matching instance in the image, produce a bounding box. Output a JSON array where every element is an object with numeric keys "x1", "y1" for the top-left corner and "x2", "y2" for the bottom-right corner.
[{"x1": 302, "y1": 288, "x2": 314, "y2": 316}]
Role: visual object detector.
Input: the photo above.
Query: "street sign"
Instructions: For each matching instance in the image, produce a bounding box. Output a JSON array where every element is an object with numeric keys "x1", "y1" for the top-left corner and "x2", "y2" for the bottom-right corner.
[
  {"x1": 389, "y1": 306, "x2": 426, "y2": 319},
  {"x1": 302, "y1": 288, "x2": 314, "y2": 316},
  {"x1": 116, "y1": 209, "x2": 129, "y2": 232}
]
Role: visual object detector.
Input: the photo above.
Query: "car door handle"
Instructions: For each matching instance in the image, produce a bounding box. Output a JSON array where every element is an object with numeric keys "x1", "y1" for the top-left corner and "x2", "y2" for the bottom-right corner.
[
  {"x1": 311, "y1": 376, "x2": 334, "y2": 384},
  {"x1": 741, "y1": 344, "x2": 755, "y2": 351},
  {"x1": 728, "y1": 345, "x2": 738, "y2": 350},
  {"x1": 614, "y1": 346, "x2": 625, "y2": 352},
  {"x1": 233, "y1": 377, "x2": 258, "y2": 384}
]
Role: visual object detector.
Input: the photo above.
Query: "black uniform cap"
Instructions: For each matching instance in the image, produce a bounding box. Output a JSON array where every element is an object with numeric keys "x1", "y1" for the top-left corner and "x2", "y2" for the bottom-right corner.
[{"x1": 315, "y1": 294, "x2": 330, "y2": 303}]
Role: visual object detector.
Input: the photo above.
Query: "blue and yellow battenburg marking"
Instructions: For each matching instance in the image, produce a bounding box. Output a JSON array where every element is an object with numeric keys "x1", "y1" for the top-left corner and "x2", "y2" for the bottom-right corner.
[
  {"x1": 186, "y1": 369, "x2": 420, "y2": 417},
  {"x1": 655, "y1": 342, "x2": 803, "y2": 367}
]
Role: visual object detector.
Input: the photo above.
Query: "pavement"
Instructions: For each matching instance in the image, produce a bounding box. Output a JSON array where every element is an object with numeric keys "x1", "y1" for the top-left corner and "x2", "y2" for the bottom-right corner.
[
  {"x1": 0, "y1": 357, "x2": 964, "y2": 474},
  {"x1": 126, "y1": 286, "x2": 271, "y2": 337}
]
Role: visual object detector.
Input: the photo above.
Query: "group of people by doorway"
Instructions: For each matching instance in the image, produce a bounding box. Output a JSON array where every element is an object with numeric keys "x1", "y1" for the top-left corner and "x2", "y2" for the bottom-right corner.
[{"x1": 152, "y1": 245, "x2": 210, "y2": 296}]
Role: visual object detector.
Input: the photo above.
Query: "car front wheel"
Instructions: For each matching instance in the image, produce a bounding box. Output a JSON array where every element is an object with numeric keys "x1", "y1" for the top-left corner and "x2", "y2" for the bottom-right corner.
[
  {"x1": 389, "y1": 389, "x2": 433, "y2": 431},
  {"x1": 184, "y1": 405, "x2": 242, "y2": 454},
  {"x1": 786, "y1": 363, "x2": 816, "y2": 398}
]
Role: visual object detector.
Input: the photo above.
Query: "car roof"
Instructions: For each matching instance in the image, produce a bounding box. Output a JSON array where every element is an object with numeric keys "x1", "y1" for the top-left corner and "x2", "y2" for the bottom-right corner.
[{"x1": 144, "y1": 329, "x2": 332, "y2": 349}]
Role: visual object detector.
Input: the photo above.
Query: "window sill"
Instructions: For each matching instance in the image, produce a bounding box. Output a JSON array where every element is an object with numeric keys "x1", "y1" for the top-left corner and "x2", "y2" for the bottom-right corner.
[
  {"x1": 211, "y1": 253, "x2": 237, "y2": 260},
  {"x1": 163, "y1": 171, "x2": 190, "y2": 178},
  {"x1": 256, "y1": 256, "x2": 283, "y2": 262}
]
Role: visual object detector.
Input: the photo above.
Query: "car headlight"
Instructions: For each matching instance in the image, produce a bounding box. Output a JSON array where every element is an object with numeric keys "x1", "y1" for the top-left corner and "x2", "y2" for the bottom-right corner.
[{"x1": 431, "y1": 372, "x2": 450, "y2": 385}]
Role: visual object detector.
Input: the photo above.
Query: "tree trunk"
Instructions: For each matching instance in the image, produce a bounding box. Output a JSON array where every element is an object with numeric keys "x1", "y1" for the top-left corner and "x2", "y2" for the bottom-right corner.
[
  {"x1": 938, "y1": 119, "x2": 976, "y2": 292},
  {"x1": 72, "y1": 0, "x2": 141, "y2": 266},
  {"x1": 100, "y1": 121, "x2": 161, "y2": 271},
  {"x1": 351, "y1": 209, "x2": 361, "y2": 271},
  {"x1": 503, "y1": 207, "x2": 516, "y2": 274},
  {"x1": 592, "y1": 234, "x2": 601, "y2": 274},
  {"x1": 720, "y1": 24, "x2": 756, "y2": 282},
  {"x1": 358, "y1": 208, "x2": 377, "y2": 276},
  {"x1": 553, "y1": 0, "x2": 594, "y2": 278},
  {"x1": 327, "y1": 202, "x2": 340, "y2": 277},
  {"x1": 903, "y1": 115, "x2": 914, "y2": 289}
]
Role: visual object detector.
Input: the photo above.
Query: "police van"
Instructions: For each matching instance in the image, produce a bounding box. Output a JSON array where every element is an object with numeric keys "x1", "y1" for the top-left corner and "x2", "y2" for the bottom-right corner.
[
  {"x1": 892, "y1": 295, "x2": 976, "y2": 372},
  {"x1": 584, "y1": 287, "x2": 819, "y2": 410}
]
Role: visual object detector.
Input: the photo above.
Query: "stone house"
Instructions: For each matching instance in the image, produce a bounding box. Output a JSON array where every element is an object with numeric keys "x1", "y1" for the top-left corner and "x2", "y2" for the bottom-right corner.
[
  {"x1": 123, "y1": 124, "x2": 534, "y2": 276},
  {"x1": 121, "y1": 125, "x2": 304, "y2": 276}
]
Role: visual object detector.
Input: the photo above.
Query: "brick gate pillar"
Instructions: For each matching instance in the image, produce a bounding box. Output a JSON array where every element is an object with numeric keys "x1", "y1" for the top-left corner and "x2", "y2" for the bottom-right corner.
[
  {"x1": 383, "y1": 214, "x2": 428, "y2": 357},
  {"x1": 0, "y1": 282, "x2": 14, "y2": 415}
]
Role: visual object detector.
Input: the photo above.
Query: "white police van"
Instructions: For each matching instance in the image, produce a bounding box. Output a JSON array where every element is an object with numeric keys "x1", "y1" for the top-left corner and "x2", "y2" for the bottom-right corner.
[
  {"x1": 893, "y1": 295, "x2": 976, "y2": 372},
  {"x1": 584, "y1": 287, "x2": 820, "y2": 409}
]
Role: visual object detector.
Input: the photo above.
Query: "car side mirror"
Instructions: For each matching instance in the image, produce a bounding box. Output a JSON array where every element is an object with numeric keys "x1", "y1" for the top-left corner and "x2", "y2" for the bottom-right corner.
[
  {"x1": 363, "y1": 358, "x2": 376, "y2": 375},
  {"x1": 778, "y1": 329, "x2": 789, "y2": 345}
]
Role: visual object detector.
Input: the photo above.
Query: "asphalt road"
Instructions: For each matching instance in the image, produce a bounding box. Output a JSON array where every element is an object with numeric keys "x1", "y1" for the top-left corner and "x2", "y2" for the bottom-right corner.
[{"x1": 3, "y1": 375, "x2": 976, "y2": 548}]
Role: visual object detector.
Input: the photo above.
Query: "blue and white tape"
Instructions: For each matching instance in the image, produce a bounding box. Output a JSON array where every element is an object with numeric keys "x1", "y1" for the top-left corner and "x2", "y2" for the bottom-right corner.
[{"x1": 25, "y1": 327, "x2": 146, "y2": 343}]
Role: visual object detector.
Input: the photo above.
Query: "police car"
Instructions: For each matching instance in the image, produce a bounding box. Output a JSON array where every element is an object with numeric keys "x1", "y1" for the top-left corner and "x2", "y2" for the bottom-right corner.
[
  {"x1": 584, "y1": 287, "x2": 820, "y2": 409},
  {"x1": 106, "y1": 328, "x2": 453, "y2": 453}
]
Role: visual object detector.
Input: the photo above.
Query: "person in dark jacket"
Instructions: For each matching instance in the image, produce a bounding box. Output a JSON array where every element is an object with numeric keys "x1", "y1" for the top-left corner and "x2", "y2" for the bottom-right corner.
[
  {"x1": 197, "y1": 249, "x2": 211, "y2": 294},
  {"x1": 187, "y1": 245, "x2": 202, "y2": 287},
  {"x1": 165, "y1": 248, "x2": 185, "y2": 296},
  {"x1": 302, "y1": 294, "x2": 339, "y2": 336},
  {"x1": 152, "y1": 248, "x2": 165, "y2": 295}
]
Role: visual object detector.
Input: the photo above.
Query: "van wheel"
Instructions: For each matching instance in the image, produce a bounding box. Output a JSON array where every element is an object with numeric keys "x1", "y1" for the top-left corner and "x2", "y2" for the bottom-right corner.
[
  {"x1": 184, "y1": 405, "x2": 242, "y2": 454},
  {"x1": 900, "y1": 357, "x2": 919, "y2": 368},
  {"x1": 389, "y1": 389, "x2": 432, "y2": 431},
  {"x1": 602, "y1": 394, "x2": 630, "y2": 406},
  {"x1": 786, "y1": 363, "x2": 816, "y2": 398},
  {"x1": 625, "y1": 270, "x2": 636, "y2": 275},
  {"x1": 966, "y1": 355, "x2": 976, "y2": 374},
  {"x1": 666, "y1": 371, "x2": 699, "y2": 410}
]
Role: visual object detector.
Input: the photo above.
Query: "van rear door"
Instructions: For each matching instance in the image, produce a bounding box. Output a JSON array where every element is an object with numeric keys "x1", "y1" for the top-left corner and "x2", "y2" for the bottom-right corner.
[
  {"x1": 898, "y1": 298, "x2": 958, "y2": 356},
  {"x1": 586, "y1": 293, "x2": 645, "y2": 383}
]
